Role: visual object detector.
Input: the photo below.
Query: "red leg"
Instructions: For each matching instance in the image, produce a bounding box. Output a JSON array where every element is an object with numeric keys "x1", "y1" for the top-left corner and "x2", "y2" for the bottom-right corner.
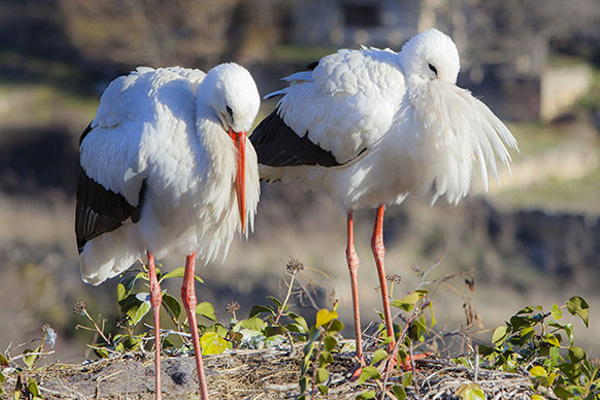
[
  {"x1": 181, "y1": 252, "x2": 210, "y2": 400},
  {"x1": 147, "y1": 251, "x2": 162, "y2": 400},
  {"x1": 346, "y1": 211, "x2": 365, "y2": 369},
  {"x1": 371, "y1": 204, "x2": 395, "y2": 353}
]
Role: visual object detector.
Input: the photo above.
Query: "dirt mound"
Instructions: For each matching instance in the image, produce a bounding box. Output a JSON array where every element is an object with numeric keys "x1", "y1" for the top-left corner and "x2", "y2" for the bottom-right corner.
[{"x1": 3, "y1": 348, "x2": 534, "y2": 399}]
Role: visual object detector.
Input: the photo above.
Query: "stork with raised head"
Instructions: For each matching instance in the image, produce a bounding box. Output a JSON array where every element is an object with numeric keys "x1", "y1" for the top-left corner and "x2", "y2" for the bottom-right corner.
[
  {"x1": 76, "y1": 63, "x2": 261, "y2": 400},
  {"x1": 251, "y1": 29, "x2": 518, "y2": 370}
]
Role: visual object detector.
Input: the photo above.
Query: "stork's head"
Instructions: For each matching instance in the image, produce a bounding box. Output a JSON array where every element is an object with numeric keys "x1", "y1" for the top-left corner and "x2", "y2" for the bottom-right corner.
[
  {"x1": 204, "y1": 63, "x2": 260, "y2": 233},
  {"x1": 399, "y1": 29, "x2": 460, "y2": 85}
]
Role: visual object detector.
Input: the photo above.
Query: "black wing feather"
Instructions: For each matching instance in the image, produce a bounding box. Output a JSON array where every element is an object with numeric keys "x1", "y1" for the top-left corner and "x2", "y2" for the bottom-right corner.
[
  {"x1": 250, "y1": 110, "x2": 342, "y2": 168},
  {"x1": 76, "y1": 125, "x2": 147, "y2": 253},
  {"x1": 79, "y1": 123, "x2": 93, "y2": 146},
  {"x1": 306, "y1": 61, "x2": 319, "y2": 71}
]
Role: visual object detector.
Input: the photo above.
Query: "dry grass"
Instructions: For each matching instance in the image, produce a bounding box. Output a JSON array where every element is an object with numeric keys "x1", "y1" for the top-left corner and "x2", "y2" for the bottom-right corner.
[{"x1": 2, "y1": 346, "x2": 535, "y2": 399}]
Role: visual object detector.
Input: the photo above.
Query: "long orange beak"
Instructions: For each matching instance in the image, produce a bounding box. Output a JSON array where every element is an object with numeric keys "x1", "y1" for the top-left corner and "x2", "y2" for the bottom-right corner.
[{"x1": 228, "y1": 129, "x2": 246, "y2": 233}]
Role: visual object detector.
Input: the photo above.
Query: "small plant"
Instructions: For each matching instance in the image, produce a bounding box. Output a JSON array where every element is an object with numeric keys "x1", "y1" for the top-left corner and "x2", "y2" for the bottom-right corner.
[
  {"x1": 298, "y1": 304, "x2": 344, "y2": 399},
  {"x1": 354, "y1": 289, "x2": 435, "y2": 400},
  {"x1": 479, "y1": 296, "x2": 599, "y2": 399},
  {"x1": 0, "y1": 325, "x2": 57, "y2": 399},
  {"x1": 240, "y1": 258, "x2": 346, "y2": 398},
  {"x1": 75, "y1": 263, "x2": 222, "y2": 358}
]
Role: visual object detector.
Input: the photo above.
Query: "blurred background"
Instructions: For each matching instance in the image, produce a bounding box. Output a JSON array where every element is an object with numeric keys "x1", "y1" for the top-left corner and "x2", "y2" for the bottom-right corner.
[{"x1": 1, "y1": 0, "x2": 600, "y2": 363}]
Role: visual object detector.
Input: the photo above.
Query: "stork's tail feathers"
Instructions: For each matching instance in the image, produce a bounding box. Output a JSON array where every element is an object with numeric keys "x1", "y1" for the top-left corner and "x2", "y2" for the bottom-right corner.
[{"x1": 80, "y1": 232, "x2": 140, "y2": 286}]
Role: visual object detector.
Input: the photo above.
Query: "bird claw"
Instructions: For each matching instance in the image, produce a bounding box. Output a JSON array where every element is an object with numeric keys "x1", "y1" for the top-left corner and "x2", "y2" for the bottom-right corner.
[
  {"x1": 395, "y1": 351, "x2": 432, "y2": 371},
  {"x1": 348, "y1": 356, "x2": 366, "y2": 382},
  {"x1": 348, "y1": 351, "x2": 431, "y2": 382}
]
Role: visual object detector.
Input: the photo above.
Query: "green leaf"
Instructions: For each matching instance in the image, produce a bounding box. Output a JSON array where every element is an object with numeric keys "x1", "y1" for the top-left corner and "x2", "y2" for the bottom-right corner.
[
  {"x1": 357, "y1": 366, "x2": 381, "y2": 385},
  {"x1": 200, "y1": 331, "x2": 229, "y2": 355},
  {"x1": 551, "y1": 304, "x2": 563, "y2": 320},
  {"x1": 117, "y1": 283, "x2": 127, "y2": 302},
  {"x1": 302, "y1": 342, "x2": 315, "y2": 375},
  {"x1": 267, "y1": 296, "x2": 283, "y2": 309},
  {"x1": 381, "y1": 335, "x2": 394, "y2": 345},
  {"x1": 318, "y1": 351, "x2": 333, "y2": 366},
  {"x1": 326, "y1": 319, "x2": 344, "y2": 333},
  {"x1": 516, "y1": 305, "x2": 536, "y2": 315},
  {"x1": 390, "y1": 291, "x2": 426, "y2": 311},
  {"x1": 27, "y1": 378, "x2": 41, "y2": 397},
  {"x1": 299, "y1": 376, "x2": 308, "y2": 394},
  {"x1": 287, "y1": 312, "x2": 309, "y2": 333},
  {"x1": 204, "y1": 323, "x2": 229, "y2": 337},
  {"x1": 549, "y1": 321, "x2": 574, "y2": 345},
  {"x1": 316, "y1": 367, "x2": 329, "y2": 384},
  {"x1": 317, "y1": 384, "x2": 329, "y2": 395},
  {"x1": 428, "y1": 301, "x2": 436, "y2": 328},
  {"x1": 456, "y1": 382, "x2": 485, "y2": 400},
  {"x1": 118, "y1": 293, "x2": 141, "y2": 313},
  {"x1": 126, "y1": 297, "x2": 151, "y2": 326},
  {"x1": 323, "y1": 335, "x2": 337, "y2": 352},
  {"x1": 371, "y1": 349, "x2": 388, "y2": 366},
  {"x1": 94, "y1": 346, "x2": 110, "y2": 358},
  {"x1": 529, "y1": 366, "x2": 547, "y2": 377},
  {"x1": 196, "y1": 302, "x2": 216, "y2": 321},
  {"x1": 306, "y1": 327, "x2": 321, "y2": 344},
  {"x1": 119, "y1": 292, "x2": 151, "y2": 326},
  {"x1": 392, "y1": 385, "x2": 407, "y2": 400},
  {"x1": 356, "y1": 390, "x2": 376, "y2": 399},
  {"x1": 549, "y1": 344, "x2": 561, "y2": 365},
  {"x1": 239, "y1": 316, "x2": 266, "y2": 332},
  {"x1": 519, "y1": 326, "x2": 535, "y2": 345},
  {"x1": 316, "y1": 309, "x2": 337, "y2": 327},
  {"x1": 566, "y1": 296, "x2": 589, "y2": 327},
  {"x1": 409, "y1": 315, "x2": 428, "y2": 342},
  {"x1": 159, "y1": 266, "x2": 185, "y2": 282},
  {"x1": 543, "y1": 334, "x2": 561, "y2": 348},
  {"x1": 114, "y1": 342, "x2": 125, "y2": 353},
  {"x1": 553, "y1": 385, "x2": 573, "y2": 399},
  {"x1": 264, "y1": 326, "x2": 287, "y2": 337},
  {"x1": 162, "y1": 293, "x2": 182, "y2": 321},
  {"x1": 568, "y1": 346, "x2": 586, "y2": 364},
  {"x1": 509, "y1": 315, "x2": 531, "y2": 330},
  {"x1": 401, "y1": 371, "x2": 412, "y2": 387},
  {"x1": 121, "y1": 336, "x2": 142, "y2": 351},
  {"x1": 492, "y1": 326, "x2": 508, "y2": 345},
  {"x1": 0, "y1": 352, "x2": 9, "y2": 366},
  {"x1": 249, "y1": 304, "x2": 275, "y2": 318},
  {"x1": 22, "y1": 347, "x2": 40, "y2": 368}
]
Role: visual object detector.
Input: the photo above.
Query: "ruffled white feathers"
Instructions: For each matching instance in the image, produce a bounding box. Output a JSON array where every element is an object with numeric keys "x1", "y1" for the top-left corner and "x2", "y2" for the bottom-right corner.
[{"x1": 258, "y1": 29, "x2": 518, "y2": 211}]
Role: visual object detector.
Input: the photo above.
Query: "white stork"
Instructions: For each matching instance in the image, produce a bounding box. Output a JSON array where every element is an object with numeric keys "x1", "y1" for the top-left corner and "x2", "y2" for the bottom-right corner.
[
  {"x1": 76, "y1": 63, "x2": 261, "y2": 400},
  {"x1": 251, "y1": 29, "x2": 518, "y2": 369}
]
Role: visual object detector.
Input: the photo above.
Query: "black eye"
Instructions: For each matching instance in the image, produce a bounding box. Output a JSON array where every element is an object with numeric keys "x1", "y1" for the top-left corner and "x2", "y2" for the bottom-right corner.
[
  {"x1": 428, "y1": 63, "x2": 438, "y2": 75},
  {"x1": 226, "y1": 105, "x2": 233, "y2": 117}
]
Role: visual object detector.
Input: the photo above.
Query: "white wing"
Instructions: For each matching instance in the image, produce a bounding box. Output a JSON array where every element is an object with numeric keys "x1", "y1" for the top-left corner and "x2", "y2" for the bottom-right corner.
[
  {"x1": 261, "y1": 47, "x2": 405, "y2": 164},
  {"x1": 80, "y1": 67, "x2": 205, "y2": 205}
]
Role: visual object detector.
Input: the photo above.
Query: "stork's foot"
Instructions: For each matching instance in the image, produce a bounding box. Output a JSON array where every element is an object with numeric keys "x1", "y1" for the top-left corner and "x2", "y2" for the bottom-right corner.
[
  {"x1": 348, "y1": 355, "x2": 366, "y2": 382},
  {"x1": 395, "y1": 351, "x2": 432, "y2": 371}
]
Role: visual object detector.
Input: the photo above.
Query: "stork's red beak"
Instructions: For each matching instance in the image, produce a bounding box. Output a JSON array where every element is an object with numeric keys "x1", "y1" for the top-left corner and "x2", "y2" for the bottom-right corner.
[{"x1": 228, "y1": 129, "x2": 246, "y2": 233}]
